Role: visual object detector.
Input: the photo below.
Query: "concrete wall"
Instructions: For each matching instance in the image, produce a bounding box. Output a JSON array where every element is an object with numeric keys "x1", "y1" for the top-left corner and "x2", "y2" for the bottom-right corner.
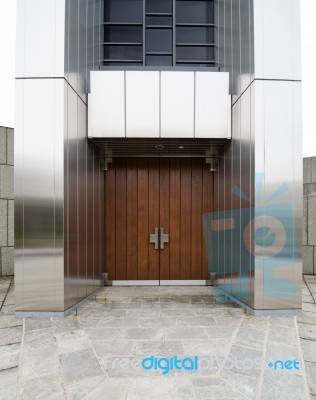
[
  {"x1": 0, "y1": 126, "x2": 14, "y2": 276},
  {"x1": 303, "y1": 157, "x2": 316, "y2": 274}
]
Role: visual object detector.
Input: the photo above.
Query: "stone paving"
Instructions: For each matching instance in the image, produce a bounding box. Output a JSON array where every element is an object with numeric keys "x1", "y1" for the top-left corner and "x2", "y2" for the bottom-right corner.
[{"x1": 0, "y1": 276, "x2": 316, "y2": 399}]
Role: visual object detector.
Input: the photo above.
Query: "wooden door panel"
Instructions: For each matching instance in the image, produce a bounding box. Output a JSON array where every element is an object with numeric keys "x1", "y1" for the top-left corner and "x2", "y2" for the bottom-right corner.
[{"x1": 105, "y1": 157, "x2": 213, "y2": 281}]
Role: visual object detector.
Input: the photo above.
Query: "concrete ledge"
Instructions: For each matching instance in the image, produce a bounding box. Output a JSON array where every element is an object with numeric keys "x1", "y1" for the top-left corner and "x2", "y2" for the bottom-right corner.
[
  {"x1": 216, "y1": 287, "x2": 302, "y2": 317},
  {"x1": 14, "y1": 287, "x2": 103, "y2": 318}
]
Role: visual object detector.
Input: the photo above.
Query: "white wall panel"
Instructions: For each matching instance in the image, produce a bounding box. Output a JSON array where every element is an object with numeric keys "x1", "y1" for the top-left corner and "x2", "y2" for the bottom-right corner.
[
  {"x1": 16, "y1": 0, "x2": 65, "y2": 78},
  {"x1": 161, "y1": 71, "x2": 194, "y2": 138},
  {"x1": 89, "y1": 71, "x2": 125, "y2": 137},
  {"x1": 126, "y1": 71, "x2": 159, "y2": 138},
  {"x1": 195, "y1": 72, "x2": 230, "y2": 138},
  {"x1": 253, "y1": 0, "x2": 301, "y2": 80}
]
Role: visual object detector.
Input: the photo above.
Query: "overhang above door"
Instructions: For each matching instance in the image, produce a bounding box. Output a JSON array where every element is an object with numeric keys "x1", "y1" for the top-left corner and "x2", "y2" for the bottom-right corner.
[{"x1": 88, "y1": 69, "x2": 231, "y2": 139}]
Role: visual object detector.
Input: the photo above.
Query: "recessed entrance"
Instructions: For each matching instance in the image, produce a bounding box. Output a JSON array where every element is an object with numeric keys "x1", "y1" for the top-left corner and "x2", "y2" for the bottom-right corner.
[{"x1": 105, "y1": 157, "x2": 213, "y2": 284}]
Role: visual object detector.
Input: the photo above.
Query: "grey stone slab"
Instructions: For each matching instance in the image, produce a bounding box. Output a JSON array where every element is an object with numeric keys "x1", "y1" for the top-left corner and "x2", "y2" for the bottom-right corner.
[
  {"x1": 0, "y1": 367, "x2": 18, "y2": 400},
  {"x1": 120, "y1": 328, "x2": 163, "y2": 341},
  {"x1": 6, "y1": 128, "x2": 13, "y2": 166},
  {"x1": 101, "y1": 317, "x2": 139, "y2": 327},
  {"x1": 269, "y1": 316, "x2": 296, "y2": 328},
  {"x1": 0, "y1": 127, "x2": 6, "y2": 164},
  {"x1": 0, "y1": 200, "x2": 7, "y2": 247},
  {"x1": 241, "y1": 316, "x2": 269, "y2": 331},
  {"x1": 60, "y1": 349, "x2": 104, "y2": 384},
  {"x1": 182, "y1": 339, "x2": 231, "y2": 355},
  {"x1": 303, "y1": 196, "x2": 308, "y2": 245},
  {"x1": 305, "y1": 361, "x2": 316, "y2": 395},
  {"x1": 0, "y1": 326, "x2": 22, "y2": 346},
  {"x1": 161, "y1": 309, "x2": 197, "y2": 317},
  {"x1": 0, "y1": 315, "x2": 22, "y2": 328},
  {"x1": 303, "y1": 246, "x2": 314, "y2": 274},
  {"x1": 20, "y1": 375, "x2": 66, "y2": 400},
  {"x1": 268, "y1": 325, "x2": 298, "y2": 347},
  {"x1": 139, "y1": 317, "x2": 178, "y2": 328},
  {"x1": 126, "y1": 309, "x2": 161, "y2": 318},
  {"x1": 24, "y1": 317, "x2": 52, "y2": 332},
  {"x1": 177, "y1": 316, "x2": 216, "y2": 327},
  {"x1": 221, "y1": 370, "x2": 259, "y2": 399},
  {"x1": 302, "y1": 294, "x2": 314, "y2": 303},
  {"x1": 0, "y1": 247, "x2": 14, "y2": 276},
  {"x1": 304, "y1": 158, "x2": 312, "y2": 183},
  {"x1": 164, "y1": 327, "x2": 208, "y2": 340},
  {"x1": 92, "y1": 340, "x2": 134, "y2": 357},
  {"x1": 7, "y1": 200, "x2": 14, "y2": 246},
  {"x1": 3, "y1": 292, "x2": 14, "y2": 305},
  {"x1": 224, "y1": 345, "x2": 263, "y2": 378},
  {"x1": 51, "y1": 315, "x2": 82, "y2": 333},
  {"x1": 214, "y1": 317, "x2": 243, "y2": 326},
  {"x1": 312, "y1": 157, "x2": 316, "y2": 184},
  {"x1": 192, "y1": 377, "x2": 247, "y2": 400},
  {"x1": 55, "y1": 330, "x2": 91, "y2": 354},
  {"x1": 302, "y1": 302, "x2": 316, "y2": 313},
  {"x1": 308, "y1": 197, "x2": 316, "y2": 246},
  {"x1": 300, "y1": 338, "x2": 316, "y2": 362},
  {"x1": 133, "y1": 341, "x2": 183, "y2": 357},
  {"x1": 262, "y1": 369, "x2": 307, "y2": 400},
  {"x1": 21, "y1": 347, "x2": 60, "y2": 382},
  {"x1": 85, "y1": 327, "x2": 122, "y2": 341},
  {"x1": 234, "y1": 327, "x2": 265, "y2": 350},
  {"x1": 24, "y1": 328, "x2": 56, "y2": 351},
  {"x1": 205, "y1": 325, "x2": 237, "y2": 338},
  {"x1": 82, "y1": 378, "x2": 128, "y2": 400},
  {"x1": 0, "y1": 304, "x2": 15, "y2": 315},
  {"x1": 304, "y1": 183, "x2": 316, "y2": 196},
  {"x1": 126, "y1": 378, "x2": 195, "y2": 400},
  {"x1": 298, "y1": 323, "x2": 316, "y2": 340},
  {"x1": 0, "y1": 165, "x2": 14, "y2": 199},
  {"x1": 101, "y1": 356, "x2": 161, "y2": 378},
  {"x1": 65, "y1": 375, "x2": 104, "y2": 400},
  {"x1": 0, "y1": 343, "x2": 20, "y2": 371},
  {"x1": 297, "y1": 313, "x2": 316, "y2": 325}
]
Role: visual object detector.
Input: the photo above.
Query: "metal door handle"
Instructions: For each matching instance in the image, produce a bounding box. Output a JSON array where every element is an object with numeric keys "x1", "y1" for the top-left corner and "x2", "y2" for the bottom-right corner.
[
  {"x1": 150, "y1": 228, "x2": 159, "y2": 250},
  {"x1": 160, "y1": 228, "x2": 169, "y2": 250}
]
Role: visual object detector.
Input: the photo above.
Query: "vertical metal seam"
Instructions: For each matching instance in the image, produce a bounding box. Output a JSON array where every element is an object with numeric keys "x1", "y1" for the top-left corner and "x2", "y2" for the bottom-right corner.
[
  {"x1": 143, "y1": 0, "x2": 146, "y2": 66},
  {"x1": 173, "y1": 0, "x2": 176, "y2": 66},
  {"x1": 193, "y1": 72, "x2": 196, "y2": 138},
  {"x1": 159, "y1": 71, "x2": 161, "y2": 138},
  {"x1": 124, "y1": 71, "x2": 127, "y2": 137}
]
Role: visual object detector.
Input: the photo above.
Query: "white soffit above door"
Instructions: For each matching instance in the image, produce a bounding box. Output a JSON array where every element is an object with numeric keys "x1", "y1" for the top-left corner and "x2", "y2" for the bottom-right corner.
[{"x1": 89, "y1": 70, "x2": 231, "y2": 139}]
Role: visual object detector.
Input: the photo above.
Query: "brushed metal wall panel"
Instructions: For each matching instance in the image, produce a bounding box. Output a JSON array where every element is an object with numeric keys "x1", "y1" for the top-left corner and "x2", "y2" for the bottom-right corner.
[
  {"x1": 68, "y1": 0, "x2": 79, "y2": 92},
  {"x1": 78, "y1": 98, "x2": 88, "y2": 299},
  {"x1": 93, "y1": 151, "x2": 101, "y2": 288},
  {"x1": 126, "y1": 71, "x2": 160, "y2": 138},
  {"x1": 161, "y1": 71, "x2": 194, "y2": 138},
  {"x1": 253, "y1": 0, "x2": 301, "y2": 80},
  {"x1": 240, "y1": 0, "x2": 252, "y2": 94},
  {"x1": 231, "y1": 0, "x2": 240, "y2": 100},
  {"x1": 14, "y1": 80, "x2": 25, "y2": 310},
  {"x1": 15, "y1": 79, "x2": 65, "y2": 312},
  {"x1": 16, "y1": 0, "x2": 65, "y2": 78},
  {"x1": 224, "y1": 0, "x2": 232, "y2": 92},
  {"x1": 78, "y1": 0, "x2": 88, "y2": 98},
  {"x1": 89, "y1": 71, "x2": 125, "y2": 137},
  {"x1": 195, "y1": 72, "x2": 230, "y2": 138}
]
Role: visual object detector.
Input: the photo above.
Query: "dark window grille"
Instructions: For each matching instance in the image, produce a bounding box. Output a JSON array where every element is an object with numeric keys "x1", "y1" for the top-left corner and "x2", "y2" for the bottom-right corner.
[{"x1": 103, "y1": 0, "x2": 215, "y2": 67}]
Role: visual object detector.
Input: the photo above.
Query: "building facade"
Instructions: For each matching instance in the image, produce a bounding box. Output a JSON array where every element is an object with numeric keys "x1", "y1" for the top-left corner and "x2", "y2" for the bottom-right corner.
[{"x1": 15, "y1": 0, "x2": 302, "y2": 316}]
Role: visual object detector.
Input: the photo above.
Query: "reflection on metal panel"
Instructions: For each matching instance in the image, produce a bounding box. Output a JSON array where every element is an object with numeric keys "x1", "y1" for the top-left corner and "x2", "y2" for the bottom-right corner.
[
  {"x1": 161, "y1": 71, "x2": 194, "y2": 138},
  {"x1": 126, "y1": 71, "x2": 159, "y2": 138},
  {"x1": 90, "y1": 71, "x2": 125, "y2": 137},
  {"x1": 195, "y1": 72, "x2": 230, "y2": 138}
]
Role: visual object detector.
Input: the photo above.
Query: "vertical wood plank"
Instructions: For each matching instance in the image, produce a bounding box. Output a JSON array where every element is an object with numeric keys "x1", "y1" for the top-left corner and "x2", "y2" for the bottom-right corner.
[
  {"x1": 169, "y1": 158, "x2": 181, "y2": 280},
  {"x1": 105, "y1": 159, "x2": 116, "y2": 280},
  {"x1": 191, "y1": 158, "x2": 203, "y2": 279},
  {"x1": 148, "y1": 158, "x2": 160, "y2": 280},
  {"x1": 115, "y1": 158, "x2": 127, "y2": 280},
  {"x1": 126, "y1": 158, "x2": 138, "y2": 280},
  {"x1": 159, "y1": 158, "x2": 170, "y2": 280},
  {"x1": 138, "y1": 158, "x2": 149, "y2": 280},
  {"x1": 202, "y1": 163, "x2": 214, "y2": 279},
  {"x1": 180, "y1": 158, "x2": 192, "y2": 279}
]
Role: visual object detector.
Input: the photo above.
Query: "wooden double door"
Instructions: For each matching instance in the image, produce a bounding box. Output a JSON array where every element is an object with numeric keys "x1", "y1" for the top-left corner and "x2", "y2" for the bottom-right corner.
[{"x1": 105, "y1": 158, "x2": 213, "y2": 282}]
